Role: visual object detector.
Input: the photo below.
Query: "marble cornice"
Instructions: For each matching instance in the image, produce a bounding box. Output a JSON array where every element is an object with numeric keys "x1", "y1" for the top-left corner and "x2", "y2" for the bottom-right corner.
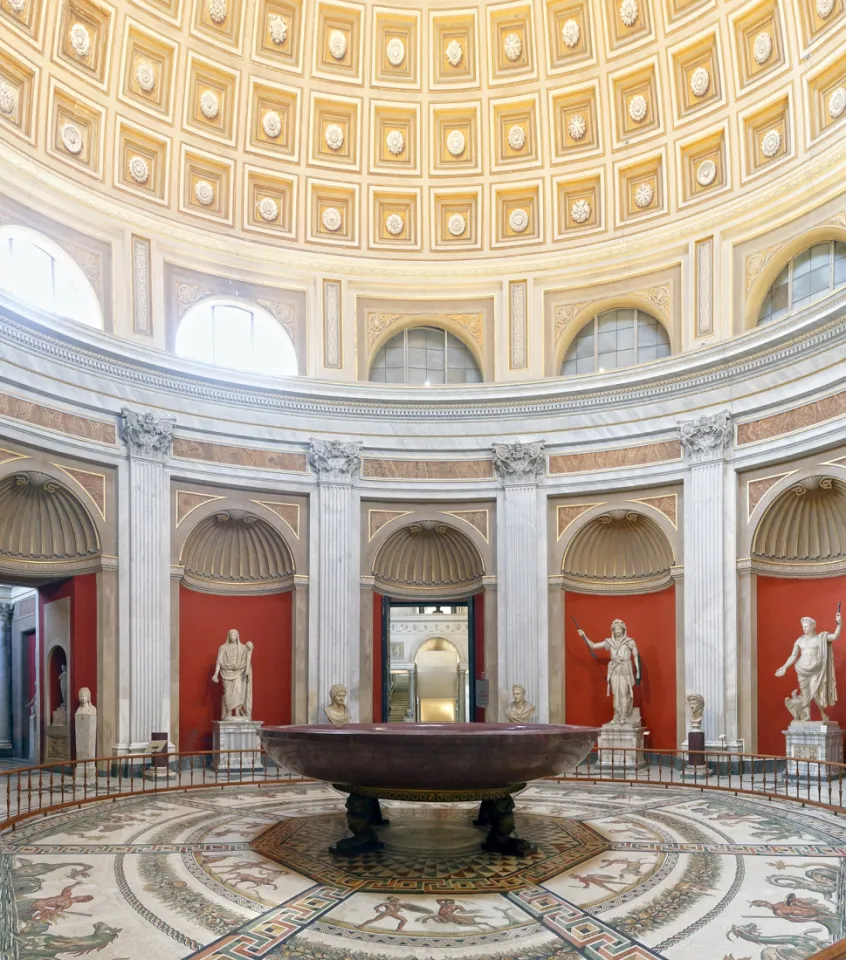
[{"x1": 1, "y1": 297, "x2": 846, "y2": 423}]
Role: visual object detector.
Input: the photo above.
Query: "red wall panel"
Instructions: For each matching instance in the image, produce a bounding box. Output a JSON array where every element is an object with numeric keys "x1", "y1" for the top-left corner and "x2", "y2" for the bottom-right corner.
[
  {"x1": 179, "y1": 586, "x2": 293, "y2": 752},
  {"x1": 564, "y1": 586, "x2": 677, "y2": 750},
  {"x1": 757, "y1": 575, "x2": 846, "y2": 756}
]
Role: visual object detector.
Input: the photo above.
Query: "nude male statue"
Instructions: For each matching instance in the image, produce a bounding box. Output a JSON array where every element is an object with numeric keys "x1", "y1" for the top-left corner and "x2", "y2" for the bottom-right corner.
[{"x1": 776, "y1": 611, "x2": 842, "y2": 722}]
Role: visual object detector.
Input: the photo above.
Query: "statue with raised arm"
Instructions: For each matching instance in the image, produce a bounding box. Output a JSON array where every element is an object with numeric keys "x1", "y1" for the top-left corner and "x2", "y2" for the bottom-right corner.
[
  {"x1": 578, "y1": 619, "x2": 641, "y2": 724},
  {"x1": 505, "y1": 685, "x2": 536, "y2": 724},
  {"x1": 776, "y1": 611, "x2": 842, "y2": 722},
  {"x1": 212, "y1": 629, "x2": 254, "y2": 720}
]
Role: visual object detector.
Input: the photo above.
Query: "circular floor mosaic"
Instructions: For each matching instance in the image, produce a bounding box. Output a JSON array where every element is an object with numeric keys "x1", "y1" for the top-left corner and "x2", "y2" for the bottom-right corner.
[{"x1": 3, "y1": 780, "x2": 846, "y2": 960}]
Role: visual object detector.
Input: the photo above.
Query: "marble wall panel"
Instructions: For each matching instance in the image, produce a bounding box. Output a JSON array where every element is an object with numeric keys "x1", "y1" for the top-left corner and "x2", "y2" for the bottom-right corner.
[
  {"x1": 737, "y1": 390, "x2": 846, "y2": 445},
  {"x1": 0, "y1": 392, "x2": 116, "y2": 444},
  {"x1": 361, "y1": 458, "x2": 494, "y2": 480},
  {"x1": 548, "y1": 441, "x2": 681, "y2": 474},
  {"x1": 171, "y1": 438, "x2": 308, "y2": 472}
]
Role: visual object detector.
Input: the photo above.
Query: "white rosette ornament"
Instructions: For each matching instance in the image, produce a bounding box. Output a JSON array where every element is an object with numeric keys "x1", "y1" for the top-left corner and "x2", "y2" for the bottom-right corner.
[
  {"x1": 324, "y1": 123, "x2": 344, "y2": 151},
  {"x1": 446, "y1": 130, "x2": 466, "y2": 157},
  {"x1": 628, "y1": 94, "x2": 648, "y2": 123},
  {"x1": 135, "y1": 61, "x2": 156, "y2": 93},
  {"x1": 129, "y1": 156, "x2": 149, "y2": 185},
  {"x1": 328, "y1": 29, "x2": 347, "y2": 60},
  {"x1": 0, "y1": 80, "x2": 16, "y2": 116},
  {"x1": 447, "y1": 213, "x2": 466, "y2": 237},
  {"x1": 268, "y1": 14, "x2": 287, "y2": 45},
  {"x1": 258, "y1": 197, "x2": 279, "y2": 222},
  {"x1": 570, "y1": 199, "x2": 591, "y2": 224},
  {"x1": 503, "y1": 32, "x2": 522, "y2": 62},
  {"x1": 69, "y1": 23, "x2": 91, "y2": 58},
  {"x1": 690, "y1": 67, "x2": 710, "y2": 98},
  {"x1": 619, "y1": 0, "x2": 639, "y2": 27},
  {"x1": 207, "y1": 0, "x2": 227, "y2": 24},
  {"x1": 760, "y1": 129, "x2": 781, "y2": 158},
  {"x1": 509, "y1": 208, "x2": 529, "y2": 233},
  {"x1": 262, "y1": 110, "x2": 282, "y2": 139},
  {"x1": 567, "y1": 114, "x2": 586, "y2": 141},
  {"x1": 322, "y1": 207, "x2": 342, "y2": 232},
  {"x1": 634, "y1": 182, "x2": 654, "y2": 208},
  {"x1": 386, "y1": 37, "x2": 405, "y2": 66},
  {"x1": 194, "y1": 180, "x2": 215, "y2": 206},
  {"x1": 828, "y1": 87, "x2": 846, "y2": 120},
  {"x1": 507, "y1": 125, "x2": 526, "y2": 151},
  {"x1": 385, "y1": 213, "x2": 404, "y2": 236},
  {"x1": 753, "y1": 31, "x2": 772, "y2": 65},
  {"x1": 696, "y1": 160, "x2": 716, "y2": 187},
  {"x1": 61, "y1": 123, "x2": 83, "y2": 155},
  {"x1": 385, "y1": 129, "x2": 405, "y2": 156},
  {"x1": 445, "y1": 39, "x2": 463, "y2": 67},
  {"x1": 561, "y1": 19, "x2": 580, "y2": 48}
]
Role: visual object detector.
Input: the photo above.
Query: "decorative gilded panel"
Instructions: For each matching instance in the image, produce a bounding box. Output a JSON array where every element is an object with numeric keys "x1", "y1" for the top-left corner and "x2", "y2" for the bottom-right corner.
[
  {"x1": 797, "y1": 0, "x2": 844, "y2": 49},
  {"x1": 309, "y1": 92, "x2": 360, "y2": 170},
  {"x1": 369, "y1": 187, "x2": 421, "y2": 250},
  {"x1": 179, "y1": 144, "x2": 233, "y2": 223},
  {"x1": 130, "y1": 0, "x2": 183, "y2": 26},
  {"x1": 313, "y1": 0, "x2": 363, "y2": 84},
  {"x1": 246, "y1": 77, "x2": 299, "y2": 162},
  {"x1": 370, "y1": 101, "x2": 419, "y2": 175},
  {"x1": 47, "y1": 78, "x2": 104, "y2": 179},
  {"x1": 372, "y1": 7, "x2": 420, "y2": 88},
  {"x1": 490, "y1": 93, "x2": 540, "y2": 171},
  {"x1": 554, "y1": 172, "x2": 603, "y2": 238},
  {"x1": 730, "y1": 0, "x2": 787, "y2": 95},
  {"x1": 252, "y1": 0, "x2": 304, "y2": 73},
  {"x1": 243, "y1": 165, "x2": 296, "y2": 238},
  {"x1": 53, "y1": 0, "x2": 114, "y2": 90},
  {"x1": 677, "y1": 124, "x2": 729, "y2": 206},
  {"x1": 805, "y1": 51, "x2": 846, "y2": 143},
  {"x1": 430, "y1": 10, "x2": 478, "y2": 89},
  {"x1": 183, "y1": 52, "x2": 239, "y2": 146},
  {"x1": 601, "y1": 0, "x2": 654, "y2": 55},
  {"x1": 663, "y1": 0, "x2": 714, "y2": 29},
  {"x1": 669, "y1": 29, "x2": 724, "y2": 124},
  {"x1": 119, "y1": 19, "x2": 178, "y2": 122},
  {"x1": 610, "y1": 59, "x2": 662, "y2": 147},
  {"x1": 430, "y1": 187, "x2": 481, "y2": 251},
  {"x1": 0, "y1": 42, "x2": 37, "y2": 143},
  {"x1": 0, "y1": 0, "x2": 46, "y2": 48},
  {"x1": 307, "y1": 177, "x2": 358, "y2": 247},
  {"x1": 430, "y1": 102, "x2": 481, "y2": 175},
  {"x1": 616, "y1": 151, "x2": 665, "y2": 224},
  {"x1": 548, "y1": 81, "x2": 600, "y2": 161},
  {"x1": 492, "y1": 180, "x2": 542, "y2": 247},
  {"x1": 486, "y1": 1, "x2": 536, "y2": 85},
  {"x1": 740, "y1": 91, "x2": 791, "y2": 181},
  {"x1": 115, "y1": 117, "x2": 170, "y2": 205},
  {"x1": 190, "y1": 0, "x2": 245, "y2": 53},
  {"x1": 543, "y1": 0, "x2": 595, "y2": 74}
]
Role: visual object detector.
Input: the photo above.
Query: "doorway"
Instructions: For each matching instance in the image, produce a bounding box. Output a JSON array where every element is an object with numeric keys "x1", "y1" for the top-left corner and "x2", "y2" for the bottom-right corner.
[{"x1": 380, "y1": 599, "x2": 478, "y2": 723}]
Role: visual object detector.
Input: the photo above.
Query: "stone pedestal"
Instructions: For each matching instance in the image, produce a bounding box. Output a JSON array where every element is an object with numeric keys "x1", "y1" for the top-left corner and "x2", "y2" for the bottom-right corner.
[
  {"x1": 75, "y1": 713, "x2": 97, "y2": 782},
  {"x1": 785, "y1": 721, "x2": 844, "y2": 781},
  {"x1": 213, "y1": 720, "x2": 264, "y2": 771},
  {"x1": 597, "y1": 722, "x2": 647, "y2": 772}
]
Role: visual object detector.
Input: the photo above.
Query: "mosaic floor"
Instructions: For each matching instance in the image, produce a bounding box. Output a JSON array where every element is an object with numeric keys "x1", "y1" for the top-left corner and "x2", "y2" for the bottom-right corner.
[{"x1": 2, "y1": 780, "x2": 845, "y2": 960}]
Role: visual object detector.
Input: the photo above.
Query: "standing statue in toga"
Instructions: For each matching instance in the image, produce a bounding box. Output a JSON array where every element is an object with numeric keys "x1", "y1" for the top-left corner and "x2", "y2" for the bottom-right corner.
[
  {"x1": 212, "y1": 629, "x2": 254, "y2": 720},
  {"x1": 776, "y1": 611, "x2": 842, "y2": 722},
  {"x1": 578, "y1": 619, "x2": 641, "y2": 724}
]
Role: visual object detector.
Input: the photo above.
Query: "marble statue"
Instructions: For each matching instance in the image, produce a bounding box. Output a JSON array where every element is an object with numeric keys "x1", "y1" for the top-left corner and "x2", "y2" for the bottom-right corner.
[
  {"x1": 324, "y1": 684, "x2": 351, "y2": 726},
  {"x1": 776, "y1": 611, "x2": 842, "y2": 722},
  {"x1": 505, "y1": 685, "x2": 536, "y2": 723},
  {"x1": 579, "y1": 620, "x2": 641, "y2": 724},
  {"x1": 212, "y1": 629, "x2": 254, "y2": 720},
  {"x1": 687, "y1": 693, "x2": 705, "y2": 731},
  {"x1": 74, "y1": 687, "x2": 97, "y2": 770},
  {"x1": 59, "y1": 664, "x2": 67, "y2": 709}
]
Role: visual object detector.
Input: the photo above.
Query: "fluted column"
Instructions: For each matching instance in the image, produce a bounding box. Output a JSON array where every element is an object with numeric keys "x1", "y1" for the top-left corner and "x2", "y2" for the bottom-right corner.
[
  {"x1": 121, "y1": 408, "x2": 175, "y2": 751},
  {"x1": 680, "y1": 411, "x2": 736, "y2": 742},
  {"x1": 0, "y1": 601, "x2": 12, "y2": 754},
  {"x1": 308, "y1": 440, "x2": 361, "y2": 722},
  {"x1": 493, "y1": 441, "x2": 548, "y2": 722}
]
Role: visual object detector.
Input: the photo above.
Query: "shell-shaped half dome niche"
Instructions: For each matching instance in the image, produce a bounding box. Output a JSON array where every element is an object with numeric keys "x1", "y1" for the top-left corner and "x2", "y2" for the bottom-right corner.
[
  {"x1": 753, "y1": 476, "x2": 846, "y2": 566},
  {"x1": 562, "y1": 510, "x2": 674, "y2": 592},
  {"x1": 373, "y1": 521, "x2": 484, "y2": 599},
  {"x1": 0, "y1": 472, "x2": 100, "y2": 575},
  {"x1": 181, "y1": 510, "x2": 295, "y2": 594}
]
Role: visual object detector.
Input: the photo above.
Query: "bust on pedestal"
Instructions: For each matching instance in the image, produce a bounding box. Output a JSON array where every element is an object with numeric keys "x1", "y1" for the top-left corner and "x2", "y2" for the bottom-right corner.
[
  {"x1": 324, "y1": 684, "x2": 351, "y2": 726},
  {"x1": 212, "y1": 629, "x2": 263, "y2": 771},
  {"x1": 579, "y1": 620, "x2": 646, "y2": 771},
  {"x1": 505, "y1": 685, "x2": 536, "y2": 724},
  {"x1": 776, "y1": 611, "x2": 843, "y2": 780}
]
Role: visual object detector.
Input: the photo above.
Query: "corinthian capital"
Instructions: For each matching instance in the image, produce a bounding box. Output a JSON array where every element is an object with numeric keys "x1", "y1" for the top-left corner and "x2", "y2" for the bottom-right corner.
[
  {"x1": 492, "y1": 440, "x2": 546, "y2": 484},
  {"x1": 679, "y1": 411, "x2": 732, "y2": 464},
  {"x1": 121, "y1": 408, "x2": 175, "y2": 462},
  {"x1": 309, "y1": 439, "x2": 361, "y2": 482}
]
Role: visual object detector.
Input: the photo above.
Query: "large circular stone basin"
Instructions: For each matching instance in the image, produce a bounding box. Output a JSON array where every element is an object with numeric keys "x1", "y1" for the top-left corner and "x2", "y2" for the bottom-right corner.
[{"x1": 259, "y1": 723, "x2": 599, "y2": 792}]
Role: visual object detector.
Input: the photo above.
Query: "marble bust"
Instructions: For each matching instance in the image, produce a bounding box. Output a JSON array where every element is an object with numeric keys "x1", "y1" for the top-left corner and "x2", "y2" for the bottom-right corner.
[
  {"x1": 75, "y1": 686, "x2": 96, "y2": 718},
  {"x1": 212, "y1": 629, "x2": 254, "y2": 721},
  {"x1": 324, "y1": 684, "x2": 351, "y2": 726},
  {"x1": 505, "y1": 684, "x2": 536, "y2": 723},
  {"x1": 687, "y1": 693, "x2": 705, "y2": 731},
  {"x1": 776, "y1": 612, "x2": 842, "y2": 722},
  {"x1": 579, "y1": 619, "x2": 641, "y2": 725}
]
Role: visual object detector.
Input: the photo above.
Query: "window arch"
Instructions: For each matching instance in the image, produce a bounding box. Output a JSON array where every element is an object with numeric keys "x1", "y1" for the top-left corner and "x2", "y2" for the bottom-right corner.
[
  {"x1": 369, "y1": 325, "x2": 482, "y2": 385},
  {"x1": 175, "y1": 298, "x2": 298, "y2": 377},
  {"x1": 560, "y1": 308, "x2": 670, "y2": 376},
  {"x1": 757, "y1": 241, "x2": 846, "y2": 325},
  {"x1": 0, "y1": 226, "x2": 102, "y2": 328}
]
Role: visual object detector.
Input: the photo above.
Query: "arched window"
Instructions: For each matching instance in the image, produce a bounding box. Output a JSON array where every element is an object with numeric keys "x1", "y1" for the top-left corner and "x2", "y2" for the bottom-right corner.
[
  {"x1": 757, "y1": 241, "x2": 846, "y2": 325},
  {"x1": 370, "y1": 325, "x2": 482, "y2": 384},
  {"x1": 0, "y1": 227, "x2": 102, "y2": 328},
  {"x1": 175, "y1": 299, "x2": 298, "y2": 377},
  {"x1": 561, "y1": 308, "x2": 670, "y2": 376}
]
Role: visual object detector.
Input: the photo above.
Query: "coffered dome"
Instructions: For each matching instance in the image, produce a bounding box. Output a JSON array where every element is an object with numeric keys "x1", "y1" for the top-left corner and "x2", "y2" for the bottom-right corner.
[{"x1": 0, "y1": 0, "x2": 843, "y2": 260}]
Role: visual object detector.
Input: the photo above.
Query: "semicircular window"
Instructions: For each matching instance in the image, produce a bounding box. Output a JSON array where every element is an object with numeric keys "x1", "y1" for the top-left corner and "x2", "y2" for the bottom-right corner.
[
  {"x1": 757, "y1": 241, "x2": 846, "y2": 325},
  {"x1": 175, "y1": 299, "x2": 298, "y2": 377},
  {"x1": 0, "y1": 226, "x2": 102, "y2": 328},
  {"x1": 561, "y1": 308, "x2": 670, "y2": 376},
  {"x1": 370, "y1": 325, "x2": 482, "y2": 385}
]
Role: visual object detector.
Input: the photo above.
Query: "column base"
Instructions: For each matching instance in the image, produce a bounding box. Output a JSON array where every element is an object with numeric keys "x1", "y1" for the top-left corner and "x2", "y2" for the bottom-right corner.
[{"x1": 784, "y1": 721, "x2": 843, "y2": 781}]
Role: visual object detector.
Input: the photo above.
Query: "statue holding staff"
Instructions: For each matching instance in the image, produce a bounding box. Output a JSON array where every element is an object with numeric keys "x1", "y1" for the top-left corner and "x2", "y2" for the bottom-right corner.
[
  {"x1": 776, "y1": 607, "x2": 842, "y2": 723},
  {"x1": 212, "y1": 629, "x2": 254, "y2": 720},
  {"x1": 577, "y1": 619, "x2": 641, "y2": 725}
]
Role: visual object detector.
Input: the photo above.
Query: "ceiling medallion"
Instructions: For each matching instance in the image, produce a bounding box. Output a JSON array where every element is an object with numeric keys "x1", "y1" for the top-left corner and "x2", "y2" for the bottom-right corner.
[
  {"x1": 690, "y1": 66, "x2": 710, "y2": 98},
  {"x1": 446, "y1": 129, "x2": 466, "y2": 156},
  {"x1": 385, "y1": 213, "x2": 404, "y2": 236},
  {"x1": 60, "y1": 123, "x2": 83, "y2": 155},
  {"x1": 634, "y1": 182, "x2": 654, "y2": 208},
  {"x1": 207, "y1": 0, "x2": 227, "y2": 25},
  {"x1": 268, "y1": 14, "x2": 288, "y2": 45},
  {"x1": 570, "y1": 199, "x2": 591, "y2": 224},
  {"x1": 328, "y1": 29, "x2": 347, "y2": 60},
  {"x1": 561, "y1": 19, "x2": 580, "y2": 48},
  {"x1": 696, "y1": 159, "x2": 717, "y2": 186},
  {"x1": 322, "y1": 207, "x2": 342, "y2": 232},
  {"x1": 69, "y1": 23, "x2": 91, "y2": 58},
  {"x1": 386, "y1": 36, "x2": 405, "y2": 66},
  {"x1": 828, "y1": 86, "x2": 846, "y2": 120},
  {"x1": 753, "y1": 31, "x2": 773, "y2": 65},
  {"x1": 262, "y1": 110, "x2": 282, "y2": 138},
  {"x1": 135, "y1": 61, "x2": 156, "y2": 93},
  {"x1": 507, "y1": 124, "x2": 526, "y2": 151},
  {"x1": 817, "y1": 0, "x2": 835, "y2": 16},
  {"x1": 324, "y1": 123, "x2": 344, "y2": 151},
  {"x1": 447, "y1": 213, "x2": 466, "y2": 237},
  {"x1": 509, "y1": 208, "x2": 529, "y2": 233},
  {"x1": 0, "y1": 80, "x2": 15, "y2": 116},
  {"x1": 503, "y1": 32, "x2": 522, "y2": 62},
  {"x1": 760, "y1": 128, "x2": 782, "y2": 158},
  {"x1": 199, "y1": 90, "x2": 220, "y2": 120},
  {"x1": 567, "y1": 113, "x2": 586, "y2": 140},
  {"x1": 619, "y1": 0, "x2": 639, "y2": 27},
  {"x1": 628, "y1": 94, "x2": 648, "y2": 123},
  {"x1": 8, "y1": 0, "x2": 25, "y2": 13},
  {"x1": 194, "y1": 180, "x2": 215, "y2": 205},
  {"x1": 258, "y1": 196, "x2": 279, "y2": 222},
  {"x1": 386, "y1": 129, "x2": 405, "y2": 156},
  {"x1": 129, "y1": 155, "x2": 150, "y2": 185},
  {"x1": 445, "y1": 39, "x2": 463, "y2": 67}
]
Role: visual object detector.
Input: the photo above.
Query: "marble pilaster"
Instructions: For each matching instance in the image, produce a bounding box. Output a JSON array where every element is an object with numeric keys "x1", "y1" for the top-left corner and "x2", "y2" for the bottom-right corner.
[
  {"x1": 121, "y1": 408, "x2": 175, "y2": 751},
  {"x1": 0, "y1": 601, "x2": 12, "y2": 754},
  {"x1": 493, "y1": 441, "x2": 548, "y2": 721},
  {"x1": 308, "y1": 440, "x2": 361, "y2": 722},
  {"x1": 680, "y1": 411, "x2": 736, "y2": 743}
]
